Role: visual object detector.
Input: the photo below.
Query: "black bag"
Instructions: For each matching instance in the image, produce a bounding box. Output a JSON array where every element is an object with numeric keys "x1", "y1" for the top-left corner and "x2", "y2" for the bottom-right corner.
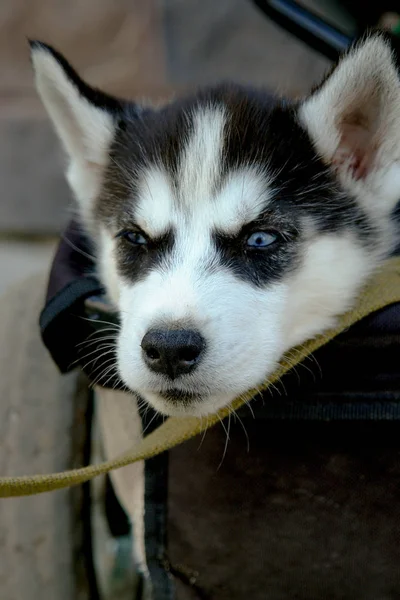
[{"x1": 40, "y1": 221, "x2": 400, "y2": 599}]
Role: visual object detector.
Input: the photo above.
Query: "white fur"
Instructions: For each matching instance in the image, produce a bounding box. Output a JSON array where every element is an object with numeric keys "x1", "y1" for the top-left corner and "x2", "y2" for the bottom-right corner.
[
  {"x1": 299, "y1": 34, "x2": 400, "y2": 216},
  {"x1": 283, "y1": 232, "x2": 372, "y2": 347},
  {"x1": 114, "y1": 171, "x2": 378, "y2": 417},
  {"x1": 134, "y1": 168, "x2": 175, "y2": 237},
  {"x1": 135, "y1": 165, "x2": 271, "y2": 239},
  {"x1": 111, "y1": 109, "x2": 281, "y2": 416},
  {"x1": 116, "y1": 215, "x2": 287, "y2": 416},
  {"x1": 31, "y1": 47, "x2": 116, "y2": 224},
  {"x1": 98, "y1": 229, "x2": 120, "y2": 305},
  {"x1": 114, "y1": 40, "x2": 400, "y2": 416},
  {"x1": 179, "y1": 107, "x2": 226, "y2": 206},
  {"x1": 33, "y1": 37, "x2": 400, "y2": 418}
]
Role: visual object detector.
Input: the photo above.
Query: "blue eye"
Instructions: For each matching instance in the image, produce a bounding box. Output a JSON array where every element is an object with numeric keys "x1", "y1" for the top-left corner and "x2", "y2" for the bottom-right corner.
[
  {"x1": 121, "y1": 231, "x2": 148, "y2": 245},
  {"x1": 246, "y1": 231, "x2": 277, "y2": 248}
]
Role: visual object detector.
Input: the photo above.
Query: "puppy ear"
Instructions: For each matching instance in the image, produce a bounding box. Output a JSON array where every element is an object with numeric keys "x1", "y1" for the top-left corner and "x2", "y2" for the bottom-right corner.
[
  {"x1": 299, "y1": 32, "x2": 400, "y2": 208},
  {"x1": 30, "y1": 41, "x2": 123, "y2": 218}
]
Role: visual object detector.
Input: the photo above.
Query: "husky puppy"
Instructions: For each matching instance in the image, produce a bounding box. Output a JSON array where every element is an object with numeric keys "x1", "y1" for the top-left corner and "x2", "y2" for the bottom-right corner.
[{"x1": 31, "y1": 32, "x2": 400, "y2": 417}]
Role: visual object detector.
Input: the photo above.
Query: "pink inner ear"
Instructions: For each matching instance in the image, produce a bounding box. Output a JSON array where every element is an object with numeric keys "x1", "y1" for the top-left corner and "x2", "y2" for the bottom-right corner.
[{"x1": 332, "y1": 114, "x2": 377, "y2": 181}]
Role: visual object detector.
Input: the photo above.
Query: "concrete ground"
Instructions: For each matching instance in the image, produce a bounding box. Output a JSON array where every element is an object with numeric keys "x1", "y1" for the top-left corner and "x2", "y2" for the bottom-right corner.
[{"x1": 0, "y1": 239, "x2": 56, "y2": 295}]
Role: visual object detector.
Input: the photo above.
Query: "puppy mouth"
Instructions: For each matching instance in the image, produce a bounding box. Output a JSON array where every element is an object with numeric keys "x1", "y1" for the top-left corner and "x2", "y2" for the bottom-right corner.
[
  {"x1": 158, "y1": 388, "x2": 204, "y2": 404},
  {"x1": 136, "y1": 384, "x2": 240, "y2": 417}
]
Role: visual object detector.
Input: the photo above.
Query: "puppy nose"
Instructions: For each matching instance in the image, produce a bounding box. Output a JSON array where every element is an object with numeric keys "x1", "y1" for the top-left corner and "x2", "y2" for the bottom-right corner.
[{"x1": 141, "y1": 328, "x2": 205, "y2": 379}]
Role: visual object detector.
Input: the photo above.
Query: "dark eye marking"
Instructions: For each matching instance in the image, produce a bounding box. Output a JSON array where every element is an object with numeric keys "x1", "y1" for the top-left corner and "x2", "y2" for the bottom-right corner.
[
  {"x1": 214, "y1": 224, "x2": 287, "y2": 253},
  {"x1": 115, "y1": 225, "x2": 175, "y2": 283},
  {"x1": 116, "y1": 226, "x2": 174, "y2": 255},
  {"x1": 213, "y1": 223, "x2": 298, "y2": 287}
]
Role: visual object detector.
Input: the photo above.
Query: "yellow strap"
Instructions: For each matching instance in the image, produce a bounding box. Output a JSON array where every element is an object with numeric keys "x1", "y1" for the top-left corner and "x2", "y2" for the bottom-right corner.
[{"x1": 1, "y1": 257, "x2": 400, "y2": 498}]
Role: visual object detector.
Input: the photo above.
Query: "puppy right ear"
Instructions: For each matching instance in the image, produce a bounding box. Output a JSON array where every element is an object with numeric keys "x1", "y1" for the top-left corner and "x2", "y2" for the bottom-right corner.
[
  {"x1": 30, "y1": 41, "x2": 123, "y2": 217},
  {"x1": 299, "y1": 32, "x2": 400, "y2": 211}
]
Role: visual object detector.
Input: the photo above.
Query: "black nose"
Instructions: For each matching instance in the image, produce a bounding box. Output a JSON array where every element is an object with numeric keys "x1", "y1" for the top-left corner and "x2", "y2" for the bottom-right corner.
[{"x1": 141, "y1": 328, "x2": 205, "y2": 379}]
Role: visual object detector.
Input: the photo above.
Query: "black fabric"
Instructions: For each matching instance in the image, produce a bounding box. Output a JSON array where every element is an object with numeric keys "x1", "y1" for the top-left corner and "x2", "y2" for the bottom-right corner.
[
  {"x1": 39, "y1": 220, "x2": 105, "y2": 374},
  {"x1": 40, "y1": 276, "x2": 102, "y2": 332},
  {"x1": 238, "y1": 300, "x2": 400, "y2": 421},
  {"x1": 38, "y1": 220, "x2": 400, "y2": 599},
  {"x1": 43, "y1": 220, "x2": 98, "y2": 303},
  {"x1": 238, "y1": 396, "x2": 400, "y2": 421},
  {"x1": 140, "y1": 406, "x2": 174, "y2": 600},
  {"x1": 40, "y1": 276, "x2": 104, "y2": 373},
  {"x1": 168, "y1": 420, "x2": 400, "y2": 600}
]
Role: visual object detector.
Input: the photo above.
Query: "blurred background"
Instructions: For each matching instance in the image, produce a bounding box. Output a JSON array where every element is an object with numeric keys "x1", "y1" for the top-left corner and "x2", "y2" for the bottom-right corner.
[
  {"x1": 2, "y1": 0, "x2": 397, "y2": 295},
  {"x1": 0, "y1": 0, "x2": 336, "y2": 296}
]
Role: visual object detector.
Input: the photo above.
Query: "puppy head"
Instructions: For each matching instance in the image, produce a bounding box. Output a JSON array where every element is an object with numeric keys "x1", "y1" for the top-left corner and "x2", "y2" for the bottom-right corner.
[{"x1": 31, "y1": 34, "x2": 400, "y2": 416}]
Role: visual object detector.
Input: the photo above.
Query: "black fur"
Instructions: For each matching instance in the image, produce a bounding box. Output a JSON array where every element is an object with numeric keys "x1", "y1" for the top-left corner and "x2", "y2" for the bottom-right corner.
[
  {"x1": 98, "y1": 82, "x2": 371, "y2": 231},
  {"x1": 29, "y1": 40, "x2": 128, "y2": 116},
  {"x1": 116, "y1": 228, "x2": 174, "y2": 284},
  {"x1": 95, "y1": 82, "x2": 373, "y2": 287},
  {"x1": 31, "y1": 40, "x2": 379, "y2": 287}
]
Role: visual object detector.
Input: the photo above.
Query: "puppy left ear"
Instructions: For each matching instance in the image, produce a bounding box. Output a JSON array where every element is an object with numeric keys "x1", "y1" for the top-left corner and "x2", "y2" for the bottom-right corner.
[
  {"x1": 300, "y1": 32, "x2": 400, "y2": 205},
  {"x1": 30, "y1": 41, "x2": 124, "y2": 219}
]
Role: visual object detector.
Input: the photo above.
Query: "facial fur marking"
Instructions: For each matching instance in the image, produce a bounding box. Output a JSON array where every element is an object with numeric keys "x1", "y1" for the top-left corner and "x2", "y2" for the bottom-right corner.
[
  {"x1": 134, "y1": 167, "x2": 175, "y2": 237},
  {"x1": 116, "y1": 227, "x2": 175, "y2": 284},
  {"x1": 177, "y1": 106, "x2": 226, "y2": 208},
  {"x1": 33, "y1": 33, "x2": 400, "y2": 418}
]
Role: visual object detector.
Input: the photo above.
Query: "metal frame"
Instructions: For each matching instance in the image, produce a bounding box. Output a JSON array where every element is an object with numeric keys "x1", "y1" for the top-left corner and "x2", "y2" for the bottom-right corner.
[{"x1": 253, "y1": 0, "x2": 353, "y2": 60}]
